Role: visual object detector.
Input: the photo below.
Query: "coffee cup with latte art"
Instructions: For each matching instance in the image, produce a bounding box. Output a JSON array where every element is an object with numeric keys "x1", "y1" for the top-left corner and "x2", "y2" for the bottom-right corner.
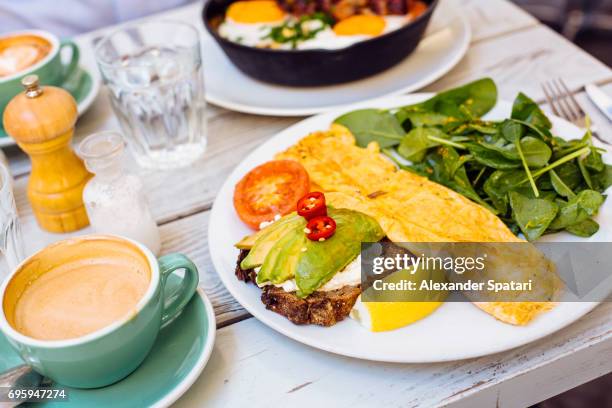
[
  {"x1": 0, "y1": 35, "x2": 51, "y2": 78},
  {"x1": 0, "y1": 235, "x2": 199, "y2": 388},
  {"x1": 0, "y1": 30, "x2": 79, "y2": 117}
]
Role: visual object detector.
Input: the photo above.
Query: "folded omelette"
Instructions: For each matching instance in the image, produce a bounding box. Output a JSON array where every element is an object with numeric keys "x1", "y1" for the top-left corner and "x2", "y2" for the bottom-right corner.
[{"x1": 275, "y1": 124, "x2": 561, "y2": 325}]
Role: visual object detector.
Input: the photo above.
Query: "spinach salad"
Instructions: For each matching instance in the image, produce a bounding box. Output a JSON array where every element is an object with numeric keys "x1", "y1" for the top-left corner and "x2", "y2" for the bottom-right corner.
[{"x1": 334, "y1": 78, "x2": 611, "y2": 241}]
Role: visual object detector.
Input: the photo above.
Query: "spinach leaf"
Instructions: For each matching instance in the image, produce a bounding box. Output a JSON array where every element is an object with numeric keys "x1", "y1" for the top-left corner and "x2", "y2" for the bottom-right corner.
[
  {"x1": 401, "y1": 78, "x2": 498, "y2": 120},
  {"x1": 509, "y1": 191, "x2": 559, "y2": 241},
  {"x1": 591, "y1": 164, "x2": 612, "y2": 191},
  {"x1": 465, "y1": 142, "x2": 521, "y2": 170},
  {"x1": 483, "y1": 170, "x2": 526, "y2": 213},
  {"x1": 578, "y1": 155, "x2": 594, "y2": 189},
  {"x1": 552, "y1": 139, "x2": 588, "y2": 160},
  {"x1": 536, "y1": 173, "x2": 554, "y2": 191},
  {"x1": 425, "y1": 147, "x2": 496, "y2": 212},
  {"x1": 566, "y1": 218, "x2": 599, "y2": 237},
  {"x1": 520, "y1": 136, "x2": 552, "y2": 168},
  {"x1": 397, "y1": 127, "x2": 447, "y2": 162},
  {"x1": 584, "y1": 148, "x2": 605, "y2": 172},
  {"x1": 466, "y1": 122, "x2": 499, "y2": 134},
  {"x1": 555, "y1": 162, "x2": 582, "y2": 189},
  {"x1": 500, "y1": 120, "x2": 539, "y2": 196},
  {"x1": 395, "y1": 110, "x2": 448, "y2": 129},
  {"x1": 514, "y1": 187, "x2": 557, "y2": 201},
  {"x1": 334, "y1": 109, "x2": 404, "y2": 148},
  {"x1": 450, "y1": 121, "x2": 499, "y2": 135},
  {"x1": 478, "y1": 140, "x2": 519, "y2": 160},
  {"x1": 512, "y1": 119, "x2": 554, "y2": 143},
  {"x1": 548, "y1": 190, "x2": 605, "y2": 230},
  {"x1": 511, "y1": 92, "x2": 553, "y2": 130},
  {"x1": 499, "y1": 123, "x2": 552, "y2": 166},
  {"x1": 550, "y1": 169, "x2": 576, "y2": 198},
  {"x1": 500, "y1": 119, "x2": 524, "y2": 143}
]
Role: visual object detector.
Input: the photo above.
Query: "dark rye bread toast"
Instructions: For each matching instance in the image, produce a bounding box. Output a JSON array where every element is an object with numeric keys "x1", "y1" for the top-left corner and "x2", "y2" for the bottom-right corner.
[{"x1": 235, "y1": 250, "x2": 360, "y2": 326}]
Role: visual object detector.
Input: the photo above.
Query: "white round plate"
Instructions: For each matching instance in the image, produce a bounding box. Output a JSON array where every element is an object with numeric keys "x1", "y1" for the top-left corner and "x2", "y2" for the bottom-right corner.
[
  {"x1": 208, "y1": 93, "x2": 611, "y2": 363},
  {"x1": 203, "y1": 3, "x2": 470, "y2": 116}
]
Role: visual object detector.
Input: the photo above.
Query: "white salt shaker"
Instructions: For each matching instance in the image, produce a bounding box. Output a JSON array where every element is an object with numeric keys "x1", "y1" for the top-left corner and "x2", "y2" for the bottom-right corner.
[{"x1": 78, "y1": 131, "x2": 161, "y2": 255}]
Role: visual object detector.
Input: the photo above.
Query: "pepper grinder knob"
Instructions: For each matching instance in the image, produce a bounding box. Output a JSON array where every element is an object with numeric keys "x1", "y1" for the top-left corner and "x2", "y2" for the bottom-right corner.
[{"x1": 22, "y1": 74, "x2": 43, "y2": 98}]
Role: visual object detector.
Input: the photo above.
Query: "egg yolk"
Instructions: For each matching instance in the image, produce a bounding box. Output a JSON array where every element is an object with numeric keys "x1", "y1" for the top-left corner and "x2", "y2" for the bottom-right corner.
[
  {"x1": 226, "y1": 1, "x2": 286, "y2": 24},
  {"x1": 333, "y1": 15, "x2": 387, "y2": 36}
]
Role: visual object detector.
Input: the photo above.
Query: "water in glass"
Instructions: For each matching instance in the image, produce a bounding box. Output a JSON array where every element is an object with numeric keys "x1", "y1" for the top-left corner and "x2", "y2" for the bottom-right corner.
[{"x1": 96, "y1": 22, "x2": 206, "y2": 169}]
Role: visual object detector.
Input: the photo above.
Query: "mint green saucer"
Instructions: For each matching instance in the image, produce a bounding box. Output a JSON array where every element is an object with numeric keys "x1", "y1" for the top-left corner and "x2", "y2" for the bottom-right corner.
[
  {"x1": 0, "y1": 64, "x2": 101, "y2": 146},
  {"x1": 0, "y1": 287, "x2": 216, "y2": 408}
]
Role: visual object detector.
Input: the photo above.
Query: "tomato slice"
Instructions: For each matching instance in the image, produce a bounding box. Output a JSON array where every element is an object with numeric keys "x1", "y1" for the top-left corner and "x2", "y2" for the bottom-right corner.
[
  {"x1": 306, "y1": 216, "x2": 336, "y2": 241},
  {"x1": 234, "y1": 160, "x2": 310, "y2": 229},
  {"x1": 297, "y1": 192, "x2": 327, "y2": 220}
]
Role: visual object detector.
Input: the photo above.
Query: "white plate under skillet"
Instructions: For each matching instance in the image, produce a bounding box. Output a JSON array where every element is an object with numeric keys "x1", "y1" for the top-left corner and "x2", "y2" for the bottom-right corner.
[
  {"x1": 208, "y1": 93, "x2": 611, "y2": 363},
  {"x1": 202, "y1": 2, "x2": 470, "y2": 116}
]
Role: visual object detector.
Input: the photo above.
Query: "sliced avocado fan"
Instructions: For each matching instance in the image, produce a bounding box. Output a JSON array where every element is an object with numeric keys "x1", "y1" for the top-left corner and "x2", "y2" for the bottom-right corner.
[{"x1": 238, "y1": 208, "x2": 384, "y2": 298}]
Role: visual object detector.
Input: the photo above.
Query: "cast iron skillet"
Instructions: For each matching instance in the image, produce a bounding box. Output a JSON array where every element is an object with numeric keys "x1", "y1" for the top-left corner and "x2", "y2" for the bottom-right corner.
[{"x1": 202, "y1": 0, "x2": 439, "y2": 87}]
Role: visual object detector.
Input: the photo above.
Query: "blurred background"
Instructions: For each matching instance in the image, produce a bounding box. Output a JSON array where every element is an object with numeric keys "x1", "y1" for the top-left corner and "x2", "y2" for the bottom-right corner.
[
  {"x1": 513, "y1": 0, "x2": 612, "y2": 66},
  {"x1": 1, "y1": 0, "x2": 610, "y2": 67},
  {"x1": 0, "y1": 0, "x2": 610, "y2": 68}
]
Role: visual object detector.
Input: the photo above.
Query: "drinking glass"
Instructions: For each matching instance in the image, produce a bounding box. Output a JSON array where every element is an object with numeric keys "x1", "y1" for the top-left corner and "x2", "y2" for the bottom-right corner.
[
  {"x1": 0, "y1": 164, "x2": 24, "y2": 283},
  {"x1": 95, "y1": 21, "x2": 207, "y2": 169}
]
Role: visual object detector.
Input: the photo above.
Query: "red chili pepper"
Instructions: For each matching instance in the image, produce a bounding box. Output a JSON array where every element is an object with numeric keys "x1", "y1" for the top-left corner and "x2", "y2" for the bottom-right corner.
[
  {"x1": 305, "y1": 216, "x2": 336, "y2": 241},
  {"x1": 297, "y1": 192, "x2": 327, "y2": 220}
]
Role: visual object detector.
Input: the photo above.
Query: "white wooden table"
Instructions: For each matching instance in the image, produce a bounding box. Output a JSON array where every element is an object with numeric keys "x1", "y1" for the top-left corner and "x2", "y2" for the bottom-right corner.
[{"x1": 3, "y1": 0, "x2": 612, "y2": 406}]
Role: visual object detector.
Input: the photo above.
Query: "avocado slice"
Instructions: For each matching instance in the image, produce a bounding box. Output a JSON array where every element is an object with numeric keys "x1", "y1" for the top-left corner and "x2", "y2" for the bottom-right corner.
[
  {"x1": 240, "y1": 214, "x2": 305, "y2": 269},
  {"x1": 256, "y1": 229, "x2": 306, "y2": 286},
  {"x1": 236, "y1": 212, "x2": 302, "y2": 250},
  {"x1": 295, "y1": 208, "x2": 385, "y2": 298}
]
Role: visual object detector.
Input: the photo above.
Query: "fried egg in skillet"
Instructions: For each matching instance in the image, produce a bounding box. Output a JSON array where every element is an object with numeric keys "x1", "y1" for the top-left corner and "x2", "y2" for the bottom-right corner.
[{"x1": 218, "y1": 0, "x2": 423, "y2": 50}]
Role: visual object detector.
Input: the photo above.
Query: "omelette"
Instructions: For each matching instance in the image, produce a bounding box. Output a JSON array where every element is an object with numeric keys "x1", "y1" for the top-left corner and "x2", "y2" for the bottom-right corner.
[{"x1": 275, "y1": 124, "x2": 561, "y2": 325}]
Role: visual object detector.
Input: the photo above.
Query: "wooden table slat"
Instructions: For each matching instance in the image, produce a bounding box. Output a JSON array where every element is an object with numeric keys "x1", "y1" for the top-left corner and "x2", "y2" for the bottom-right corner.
[
  {"x1": 172, "y1": 303, "x2": 612, "y2": 408},
  {"x1": 464, "y1": 0, "x2": 538, "y2": 42}
]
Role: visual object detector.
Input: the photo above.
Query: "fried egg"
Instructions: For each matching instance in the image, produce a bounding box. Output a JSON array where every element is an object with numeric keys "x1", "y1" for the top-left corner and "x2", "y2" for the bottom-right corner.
[
  {"x1": 218, "y1": 1, "x2": 286, "y2": 47},
  {"x1": 218, "y1": 2, "x2": 412, "y2": 50},
  {"x1": 226, "y1": 0, "x2": 285, "y2": 23},
  {"x1": 299, "y1": 15, "x2": 409, "y2": 50}
]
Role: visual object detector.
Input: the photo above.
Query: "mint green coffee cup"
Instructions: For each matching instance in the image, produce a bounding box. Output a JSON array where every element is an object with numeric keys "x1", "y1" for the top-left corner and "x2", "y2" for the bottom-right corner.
[
  {"x1": 0, "y1": 235, "x2": 199, "y2": 389},
  {"x1": 0, "y1": 30, "x2": 79, "y2": 115}
]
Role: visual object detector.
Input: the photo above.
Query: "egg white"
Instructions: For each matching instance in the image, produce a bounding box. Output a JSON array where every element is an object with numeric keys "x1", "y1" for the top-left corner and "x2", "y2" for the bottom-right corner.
[
  {"x1": 219, "y1": 15, "x2": 410, "y2": 50},
  {"x1": 218, "y1": 17, "x2": 285, "y2": 47},
  {"x1": 297, "y1": 16, "x2": 410, "y2": 50}
]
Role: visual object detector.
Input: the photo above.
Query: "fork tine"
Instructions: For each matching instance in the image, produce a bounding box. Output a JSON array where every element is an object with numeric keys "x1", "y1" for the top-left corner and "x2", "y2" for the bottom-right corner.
[
  {"x1": 541, "y1": 82, "x2": 561, "y2": 117},
  {"x1": 559, "y1": 78, "x2": 585, "y2": 118},
  {"x1": 546, "y1": 80, "x2": 571, "y2": 120},
  {"x1": 551, "y1": 78, "x2": 578, "y2": 121},
  {"x1": 555, "y1": 78, "x2": 581, "y2": 121}
]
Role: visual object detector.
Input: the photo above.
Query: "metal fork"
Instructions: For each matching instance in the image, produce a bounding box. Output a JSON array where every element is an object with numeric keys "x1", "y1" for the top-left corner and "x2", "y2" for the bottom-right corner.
[{"x1": 541, "y1": 78, "x2": 610, "y2": 145}]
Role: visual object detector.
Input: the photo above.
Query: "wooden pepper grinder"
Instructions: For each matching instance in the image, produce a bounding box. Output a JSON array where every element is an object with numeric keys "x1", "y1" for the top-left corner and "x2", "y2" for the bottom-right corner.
[{"x1": 2, "y1": 75, "x2": 91, "y2": 232}]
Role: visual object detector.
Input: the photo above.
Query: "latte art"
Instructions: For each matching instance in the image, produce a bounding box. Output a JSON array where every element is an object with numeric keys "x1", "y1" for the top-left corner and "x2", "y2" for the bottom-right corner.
[
  {"x1": 4, "y1": 236, "x2": 151, "y2": 341},
  {"x1": 0, "y1": 35, "x2": 52, "y2": 77}
]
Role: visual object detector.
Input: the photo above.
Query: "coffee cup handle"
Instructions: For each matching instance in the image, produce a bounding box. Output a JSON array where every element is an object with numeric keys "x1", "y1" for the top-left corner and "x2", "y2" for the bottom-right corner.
[
  {"x1": 158, "y1": 254, "x2": 199, "y2": 328},
  {"x1": 59, "y1": 40, "x2": 80, "y2": 81}
]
